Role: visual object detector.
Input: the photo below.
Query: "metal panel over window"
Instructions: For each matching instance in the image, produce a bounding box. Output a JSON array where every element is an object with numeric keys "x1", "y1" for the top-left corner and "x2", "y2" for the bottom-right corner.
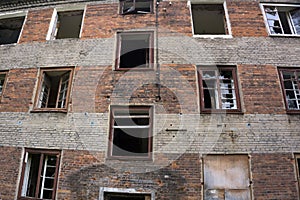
[{"x1": 203, "y1": 155, "x2": 251, "y2": 200}]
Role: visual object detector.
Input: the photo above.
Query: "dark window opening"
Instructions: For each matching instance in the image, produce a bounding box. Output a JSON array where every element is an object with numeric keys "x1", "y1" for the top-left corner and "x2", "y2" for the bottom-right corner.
[
  {"x1": 51, "y1": 10, "x2": 83, "y2": 39},
  {"x1": 19, "y1": 149, "x2": 60, "y2": 200},
  {"x1": 0, "y1": 72, "x2": 6, "y2": 96},
  {"x1": 35, "y1": 69, "x2": 72, "y2": 111},
  {"x1": 191, "y1": 4, "x2": 228, "y2": 35},
  {"x1": 199, "y1": 66, "x2": 241, "y2": 113},
  {"x1": 279, "y1": 68, "x2": 300, "y2": 112},
  {"x1": 0, "y1": 16, "x2": 25, "y2": 44},
  {"x1": 109, "y1": 106, "x2": 152, "y2": 158},
  {"x1": 263, "y1": 5, "x2": 300, "y2": 35},
  {"x1": 120, "y1": 0, "x2": 153, "y2": 14},
  {"x1": 104, "y1": 192, "x2": 151, "y2": 200},
  {"x1": 116, "y1": 32, "x2": 153, "y2": 70},
  {"x1": 297, "y1": 158, "x2": 300, "y2": 177}
]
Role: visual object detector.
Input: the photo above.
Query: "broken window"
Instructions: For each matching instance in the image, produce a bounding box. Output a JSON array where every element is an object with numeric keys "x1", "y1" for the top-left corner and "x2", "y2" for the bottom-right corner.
[
  {"x1": 198, "y1": 66, "x2": 241, "y2": 113},
  {"x1": 120, "y1": 0, "x2": 153, "y2": 14},
  {"x1": 18, "y1": 149, "x2": 60, "y2": 200},
  {"x1": 109, "y1": 106, "x2": 153, "y2": 159},
  {"x1": 104, "y1": 192, "x2": 151, "y2": 200},
  {"x1": 0, "y1": 72, "x2": 7, "y2": 97},
  {"x1": 34, "y1": 68, "x2": 73, "y2": 112},
  {"x1": 278, "y1": 68, "x2": 300, "y2": 113},
  {"x1": 0, "y1": 16, "x2": 25, "y2": 45},
  {"x1": 115, "y1": 32, "x2": 154, "y2": 70},
  {"x1": 49, "y1": 10, "x2": 83, "y2": 40},
  {"x1": 191, "y1": 3, "x2": 229, "y2": 35},
  {"x1": 262, "y1": 4, "x2": 300, "y2": 36},
  {"x1": 203, "y1": 155, "x2": 251, "y2": 200}
]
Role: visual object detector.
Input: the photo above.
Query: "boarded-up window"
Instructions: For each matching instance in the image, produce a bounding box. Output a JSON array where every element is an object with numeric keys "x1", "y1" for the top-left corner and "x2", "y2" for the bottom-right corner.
[
  {"x1": 203, "y1": 155, "x2": 251, "y2": 200},
  {"x1": 104, "y1": 192, "x2": 151, "y2": 200}
]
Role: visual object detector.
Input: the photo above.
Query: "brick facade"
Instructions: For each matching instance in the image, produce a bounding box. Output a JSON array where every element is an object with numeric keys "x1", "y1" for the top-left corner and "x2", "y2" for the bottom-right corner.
[{"x1": 0, "y1": 0, "x2": 299, "y2": 199}]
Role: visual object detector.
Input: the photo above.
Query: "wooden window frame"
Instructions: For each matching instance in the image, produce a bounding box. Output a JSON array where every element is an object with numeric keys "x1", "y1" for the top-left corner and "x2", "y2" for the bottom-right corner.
[
  {"x1": 115, "y1": 31, "x2": 154, "y2": 71},
  {"x1": 18, "y1": 148, "x2": 61, "y2": 200},
  {"x1": 278, "y1": 68, "x2": 300, "y2": 114},
  {"x1": 295, "y1": 154, "x2": 300, "y2": 195},
  {"x1": 198, "y1": 66, "x2": 242, "y2": 114},
  {"x1": 108, "y1": 106, "x2": 153, "y2": 160},
  {"x1": 261, "y1": 3, "x2": 300, "y2": 36},
  {"x1": 0, "y1": 71, "x2": 8, "y2": 101},
  {"x1": 119, "y1": 0, "x2": 154, "y2": 15},
  {"x1": 33, "y1": 67, "x2": 73, "y2": 113}
]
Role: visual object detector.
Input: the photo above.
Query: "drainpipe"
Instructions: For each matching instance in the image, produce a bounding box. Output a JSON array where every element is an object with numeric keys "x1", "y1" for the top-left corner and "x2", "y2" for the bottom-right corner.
[{"x1": 155, "y1": 0, "x2": 161, "y2": 102}]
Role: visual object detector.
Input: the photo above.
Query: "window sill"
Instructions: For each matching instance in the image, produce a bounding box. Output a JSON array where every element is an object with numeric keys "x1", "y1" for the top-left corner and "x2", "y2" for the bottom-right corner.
[
  {"x1": 106, "y1": 155, "x2": 153, "y2": 161},
  {"x1": 193, "y1": 34, "x2": 232, "y2": 39},
  {"x1": 114, "y1": 67, "x2": 154, "y2": 71},
  {"x1": 269, "y1": 34, "x2": 300, "y2": 38},
  {"x1": 286, "y1": 110, "x2": 300, "y2": 115},
  {"x1": 200, "y1": 109, "x2": 243, "y2": 114},
  {"x1": 31, "y1": 108, "x2": 68, "y2": 113}
]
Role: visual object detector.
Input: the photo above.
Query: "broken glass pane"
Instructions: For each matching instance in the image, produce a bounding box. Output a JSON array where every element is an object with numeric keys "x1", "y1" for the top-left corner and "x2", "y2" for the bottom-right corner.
[{"x1": 291, "y1": 8, "x2": 300, "y2": 34}]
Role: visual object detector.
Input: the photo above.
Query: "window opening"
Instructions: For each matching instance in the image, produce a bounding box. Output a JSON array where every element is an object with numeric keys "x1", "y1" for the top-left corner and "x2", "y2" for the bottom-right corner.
[
  {"x1": 191, "y1": 4, "x2": 228, "y2": 35},
  {"x1": 104, "y1": 192, "x2": 151, "y2": 200},
  {"x1": 50, "y1": 10, "x2": 83, "y2": 39},
  {"x1": 0, "y1": 16, "x2": 25, "y2": 44},
  {"x1": 19, "y1": 149, "x2": 60, "y2": 200},
  {"x1": 263, "y1": 4, "x2": 300, "y2": 35},
  {"x1": 0, "y1": 72, "x2": 6, "y2": 96},
  {"x1": 116, "y1": 32, "x2": 153, "y2": 70},
  {"x1": 120, "y1": 0, "x2": 153, "y2": 14},
  {"x1": 35, "y1": 68, "x2": 72, "y2": 111},
  {"x1": 279, "y1": 69, "x2": 300, "y2": 111},
  {"x1": 109, "y1": 106, "x2": 152, "y2": 158},
  {"x1": 199, "y1": 66, "x2": 240, "y2": 112}
]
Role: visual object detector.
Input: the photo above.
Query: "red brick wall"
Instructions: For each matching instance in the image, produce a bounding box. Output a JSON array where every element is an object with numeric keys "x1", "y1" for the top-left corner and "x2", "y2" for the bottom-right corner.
[
  {"x1": 19, "y1": 8, "x2": 53, "y2": 43},
  {"x1": 227, "y1": 1, "x2": 268, "y2": 37},
  {"x1": 238, "y1": 64, "x2": 285, "y2": 114},
  {"x1": 58, "y1": 150, "x2": 202, "y2": 200},
  {"x1": 0, "y1": 146, "x2": 22, "y2": 200},
  {"x1": 251, "y1": 153, "x2": 299, "y2": 200},
  {"x1": 0, "y1": 68, "x2": 37, "y2": 112},
  {"x1": 95, "y1": 64, "x2": 197, "y2": 114}
]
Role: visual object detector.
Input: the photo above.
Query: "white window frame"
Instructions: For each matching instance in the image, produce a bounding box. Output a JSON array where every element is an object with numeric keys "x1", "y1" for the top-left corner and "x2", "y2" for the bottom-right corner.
[
  {"x1": 99, "y1": 187, "x2": 155, "y2": 200},
  {"x1": 260, "y1": 3, "x2": 300, "y2": 37},
  {"x1": 46, "y1": 5, "x2": 86, "y2": 40},
  {"x1": 188, "y1": 0, "x2": 232, "y2": 38},
  {"x1": 0, "y1": 10, "x2": 27, "y2": 45}
]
